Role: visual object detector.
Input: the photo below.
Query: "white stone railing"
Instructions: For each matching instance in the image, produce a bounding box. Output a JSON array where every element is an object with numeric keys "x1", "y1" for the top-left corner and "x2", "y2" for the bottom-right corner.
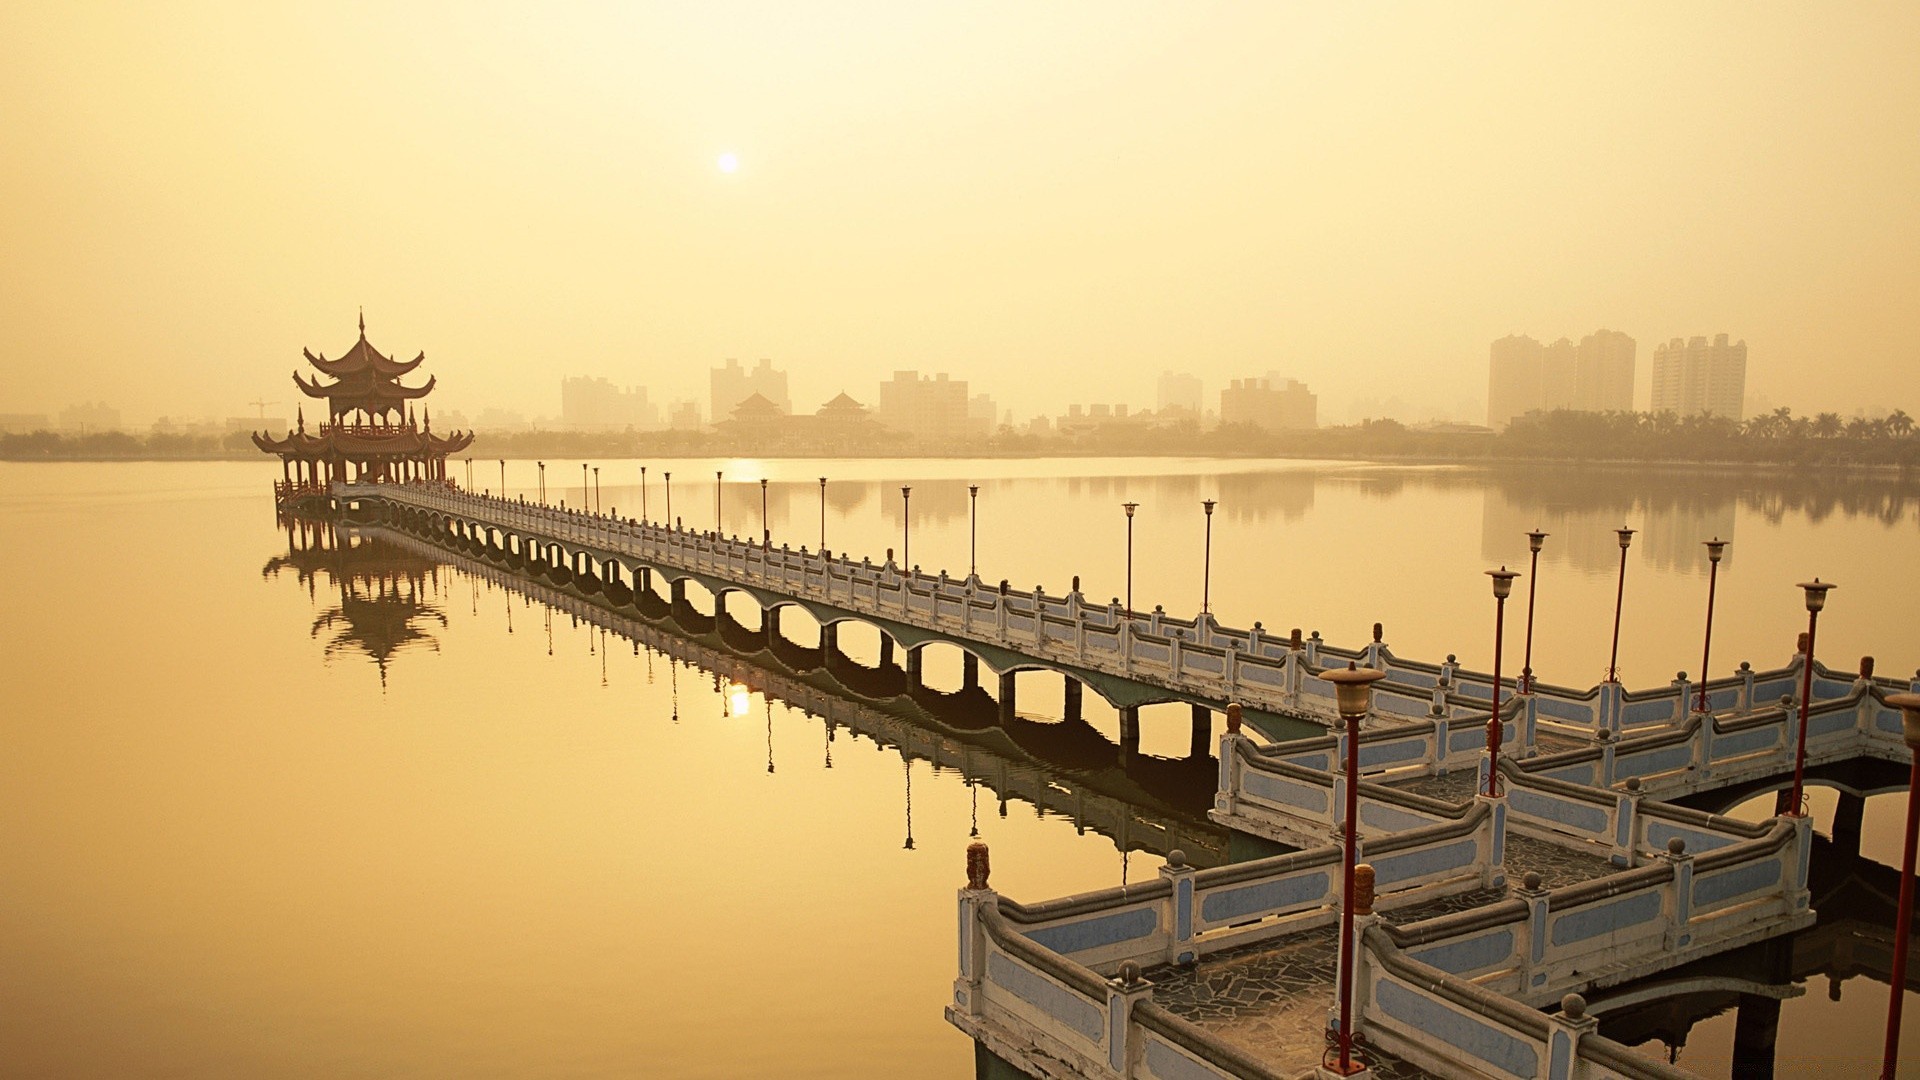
[
  {"x1": 950, "y1": 798, "x2": 1797, "y2": 1080},
  {"x1": 339, "y1": 482, "x2": 1914, "y2": 737}
]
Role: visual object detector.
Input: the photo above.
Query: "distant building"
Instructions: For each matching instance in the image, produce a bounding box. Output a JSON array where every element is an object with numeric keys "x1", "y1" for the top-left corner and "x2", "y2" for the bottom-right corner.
[
  {"x1": 968, "y1": 393, "x2": 998, "y2": 438},
  {"x1": 876, "y1": 371, "x2": 971, "y2": 443},
  {"x1": 1220, "y1": 376, "x2": 1316, "y2": 432},
  {"x1": 561, "y1": 376, "x2": 659, "y2": 431},
  {"x1": 1157, "y1": 372, "x2": 1203, "y2": 415},
  {"x1": 0, "y1": 414, "x2": 50, "y2": 434},
  {"x1": 1056, "y1": 403, "x2": 1144, "y2": 437},
  {"x1": 476, "y1": 407, "x2": 531, "y2": 432},
  {"x1": 711, "y1": 358, "x2": 790, "y2": 422},
  {"x1": 1651, "y1": 334, "x2": 1747, "y2": 419},
  {"x1": 1486, "y1": 329, "x2": 1635, "y2": 429},
  {"x1": 58, "y1": 402, "x2": 121, "y2": 433},
  {"x1": 667, "y1": 401, "x2": 703, "y2": 431}
]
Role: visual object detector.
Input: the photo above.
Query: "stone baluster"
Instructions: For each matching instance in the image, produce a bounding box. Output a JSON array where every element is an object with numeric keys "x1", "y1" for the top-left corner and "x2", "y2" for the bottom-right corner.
[
  {"x1": 1544, "y1": 995, "x2": 1599, "y2": 1080},
  {"x1": 1611, "y1": 777, "x2": 1643, "y2": 867},
  {"x1": 1158, "y1": 849, "x2": 1197, "y2": 966}
]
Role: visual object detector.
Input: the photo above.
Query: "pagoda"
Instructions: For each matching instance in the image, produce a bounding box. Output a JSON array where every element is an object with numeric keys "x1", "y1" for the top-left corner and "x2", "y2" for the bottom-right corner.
[{"x1": 254, "y1": 312, "x2": 473, "y2": 503}]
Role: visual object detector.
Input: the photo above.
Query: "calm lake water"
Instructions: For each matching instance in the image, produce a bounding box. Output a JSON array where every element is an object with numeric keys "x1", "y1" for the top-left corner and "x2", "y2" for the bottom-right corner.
[{"x1": 2, "y1": 457, "x2": 1916, "y2": 1078}]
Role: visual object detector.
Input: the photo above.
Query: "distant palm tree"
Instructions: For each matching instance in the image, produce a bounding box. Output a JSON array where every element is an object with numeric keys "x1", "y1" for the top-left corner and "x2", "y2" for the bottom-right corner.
[
  {"x1": 1888, "y1": 409, "x2": 1914, "y2": 438},
  {"x1": 1813, "y1": 412, "x2": 1843, "y2": 438}
]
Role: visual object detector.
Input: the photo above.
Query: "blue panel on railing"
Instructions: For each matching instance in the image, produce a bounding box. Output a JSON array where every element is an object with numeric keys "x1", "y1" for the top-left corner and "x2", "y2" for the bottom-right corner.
[
  {"x1": 1138, "y1": 644, "x2": 1171, "y2": 662},
  {"x1": 1410, "y1": 927, "x2": 1515, "y2": 976},
  {"x1": 1641, "y1": 819, "x2": 1736, "y2": 856},
  {"x1": 1539, "y1": 764, "x2": 1599, "y2": 785},
  {"x1": 1814, "y1": 679, "x2": 1851, "y2": 701},
  {"x1": 1881, "y1": 709, "x2": 1905, "y2": 735},
  {"x1": 1693, "y1": 858, "x2": 1782, "y2": 908},
  {"x1": 1809, "y1": 709, "x2": 1856, "y2": 739},
  {"x1": 1615, "y1": 744, "x2": 1693, "y2": 777},
  {"x1": 1711, "y1": 726, "x2": 1778, "y2": 760},
  {"x1": 1754, "y1": 680, "x2": 1795, "y2": 703},
  {"x1": 1358, "y1": 739, "x2": 1428, "y2": 769},
  {"x1": 1360, "y1": 801, "x2": 1444, "y2": 833},
  {"x1": 1144, "y1": 1040, "x2": 1226, "y2": 1080},
  {"x1": 1241, "y1": 664, "x2": 1284, "y2": 686},
  {"x1": 1199, "y1": 869, "x2": 1331, "y2": 924},
  {"x1": 1451, "y1": 728, "x2": 1492, "y2": 753},
  {"x1": 1508, "y1": 789, "x2": 1609, "y2": 834},
  {"x1": 1369, "y1": 838, "x2": 1478, "y2": 885},
  {"x1": 1623, "y1": 699, "x2": 1674, "y2": 725},
  {"x1": 1244, "y1": 772, "x2": 1329, "y2": 814},
  {"x1": 1549, "y1": 890, "x2": 1661, "y2": 946},
  {"x1": 1535, "y1": 697, "x2": 1596, "y2": 722},
  {"x1": 986, "y1": 952, "x2": 1103, "y2": 1042},
  {"x1": 1026, "y1": 907, "x2": 1160, "y2": 956},
  {"x1": 1376, "y1": 692, "x2": 1428, "y2": 716},
  {"x1": 1184, "y1": 654, "x2": 1224, "y2": 675},
  {"x1": 1281, "y1": 752, "x2": 1331, "y2": 771},
  {"x1": 1376, "y1": 980, "x2": 1538, "y2": 1077}
]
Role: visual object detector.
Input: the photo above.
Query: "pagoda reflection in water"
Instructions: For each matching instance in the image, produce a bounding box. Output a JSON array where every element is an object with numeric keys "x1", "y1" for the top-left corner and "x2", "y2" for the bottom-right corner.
[{"x1": 264, "y1": 513, "x2": 448, "y2": 686}]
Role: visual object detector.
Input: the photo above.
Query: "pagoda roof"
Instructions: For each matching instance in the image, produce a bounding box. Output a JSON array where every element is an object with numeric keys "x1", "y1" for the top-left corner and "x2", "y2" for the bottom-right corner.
[
  {"x1": 295, "y1": 367, "x2": 436, "y2": 405},
  {"x1": 253, "y1": 424, "x2": 474, "y2": 458},
  {"x1": 301, "y1": 311, "x2": 426, "y2": 378},
  {"x1": 293, "y1": 313, "x2": 437, "y2": 417},
  {"x1": 817, "y1": 391, "x2": 868, "y2": 417},
  {"x1": 731, "y1": 392, "x2": 785, "y2": 421}
]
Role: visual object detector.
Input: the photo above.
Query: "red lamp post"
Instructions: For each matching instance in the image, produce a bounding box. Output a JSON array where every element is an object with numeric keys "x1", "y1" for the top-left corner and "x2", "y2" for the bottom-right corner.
[
  {"x1": 1880, "y1": 692, "x2": 1920, "y2": 1080},
  {"x1": 1325, "y1": 662, "x2": 1387, "y2": 1077},
  {"x1": 1696, "y1": 538, "x2": 1729, "y2": 713},
  {"x1": 1487, "y1": 567, "x2": 1520, "y2": 797},
  {"x1": 1122, "y1": 502, "x2": 1139, "y2": 616},
  {"x1": 1606, "y1": 526, "x2": 1636, "y2": 683},
  {"x1": 760, "y1": 478, "x2": 769, "y2": 547},
  {"x1": 715, "y1": 470, "x2": 723, "y2": 533},
  {"x1": 1787, "y1": 578, "x2": 1835, "y2": 815},
  {"x1": 1201, "y1": 499, "x2": 1217, "y2": 617},
  {"x1": 969, "y1": 484, "x2": 980, "y2": 576},
  {"x1": 640, "y1": 466, "x2": 647, "y2": 523},
  {"x1": 818, "y1": 477, "x2": 827, "y2": 550},
  {"x1": 901, "y1": 486, "x2": 912, "y2": 568},
  {"x1": 1521, "y1": 530, "x2": 1547, "y2": 693},
  {"x1": 663, "y1": 471, "x2": 672, "y2": 526},
  {"x1": 1328, "y1": 661, "x2": 1390, "y2": 1068}
]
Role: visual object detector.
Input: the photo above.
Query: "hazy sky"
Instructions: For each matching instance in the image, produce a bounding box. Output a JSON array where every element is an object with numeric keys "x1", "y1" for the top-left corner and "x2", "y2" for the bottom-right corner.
[{"x1": 3, "y1": 3, "x2": 1917, "y2": 425}]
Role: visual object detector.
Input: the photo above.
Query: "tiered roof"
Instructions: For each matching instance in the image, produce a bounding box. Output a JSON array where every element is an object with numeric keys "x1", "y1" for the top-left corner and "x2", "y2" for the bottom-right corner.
[{"x1": 293, "y1": 312, "x2": 437, "y2": 419}]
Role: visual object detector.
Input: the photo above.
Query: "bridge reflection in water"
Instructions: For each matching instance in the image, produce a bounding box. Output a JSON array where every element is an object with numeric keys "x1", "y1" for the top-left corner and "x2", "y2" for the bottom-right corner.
[
  {"x1": 270, "y1": 504, "x2": 1920, "y2": 1078},
  {"x1": 268, "y1": 510, "x2": 1230, "y2": 871}
]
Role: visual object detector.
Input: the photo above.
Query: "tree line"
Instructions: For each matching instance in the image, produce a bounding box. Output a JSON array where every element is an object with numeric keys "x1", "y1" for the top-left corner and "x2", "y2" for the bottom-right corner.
[{"x1": 2, "y1": 406, "x2": 1915, "y2": 468}]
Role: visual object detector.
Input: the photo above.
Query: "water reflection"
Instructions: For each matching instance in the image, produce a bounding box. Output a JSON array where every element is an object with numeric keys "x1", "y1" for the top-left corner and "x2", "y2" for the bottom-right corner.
[
  {"x1": 264, "y1": 511, "x2": 1229, "y2": 869},
  {"x1": 263, "y1": 514, "x2": 448, "y2": 684}
]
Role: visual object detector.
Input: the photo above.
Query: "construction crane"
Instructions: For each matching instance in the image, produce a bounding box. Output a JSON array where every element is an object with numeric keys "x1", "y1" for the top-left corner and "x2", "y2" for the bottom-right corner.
[{"x1": 248, "y1": 399, "x2": 280, "y2": 422}]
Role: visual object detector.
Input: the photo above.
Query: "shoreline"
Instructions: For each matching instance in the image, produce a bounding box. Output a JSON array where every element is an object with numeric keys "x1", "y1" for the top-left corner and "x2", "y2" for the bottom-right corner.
[{"x1": 3, "y1": 447, "x2": 1914, "y2": 480}]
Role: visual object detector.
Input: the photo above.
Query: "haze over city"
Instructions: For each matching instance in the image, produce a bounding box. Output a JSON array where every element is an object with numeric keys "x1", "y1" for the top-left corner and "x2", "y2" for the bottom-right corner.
[{"x1": 4, "y1": 3, "x2": 1918, "y2": 427}]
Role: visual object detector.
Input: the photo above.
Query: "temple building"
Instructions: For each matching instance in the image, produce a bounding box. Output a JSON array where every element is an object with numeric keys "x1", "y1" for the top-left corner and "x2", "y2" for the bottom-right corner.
[{"x1": 254, "y1": 313, "x2": 473, "y2": 502}]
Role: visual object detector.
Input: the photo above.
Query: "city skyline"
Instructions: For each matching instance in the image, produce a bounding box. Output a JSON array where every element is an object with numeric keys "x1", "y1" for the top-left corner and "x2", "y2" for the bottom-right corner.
[{"x1": 4, "y1": 6, "x2": 1917, "y2": 426}]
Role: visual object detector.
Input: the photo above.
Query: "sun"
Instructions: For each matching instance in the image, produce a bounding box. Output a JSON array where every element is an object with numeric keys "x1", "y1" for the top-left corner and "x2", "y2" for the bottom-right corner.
[{"x1": 717, "y1": 152, "x2": 739, "y2": 174}]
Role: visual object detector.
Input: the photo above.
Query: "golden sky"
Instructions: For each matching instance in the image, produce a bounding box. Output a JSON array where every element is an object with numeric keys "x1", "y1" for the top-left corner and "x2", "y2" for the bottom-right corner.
[{"x1": 2, "y1": 3, "x2": 1916, "y2": 424}]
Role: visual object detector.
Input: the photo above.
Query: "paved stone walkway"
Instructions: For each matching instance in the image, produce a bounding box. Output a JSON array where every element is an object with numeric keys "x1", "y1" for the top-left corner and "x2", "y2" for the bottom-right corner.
[
  {"x1": 1141, "y1": 833, "x2": 1614, "y2": 1076},
  {"x1": 1145, "y1": 926, "x2": 1437, "y2": 1079}
]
